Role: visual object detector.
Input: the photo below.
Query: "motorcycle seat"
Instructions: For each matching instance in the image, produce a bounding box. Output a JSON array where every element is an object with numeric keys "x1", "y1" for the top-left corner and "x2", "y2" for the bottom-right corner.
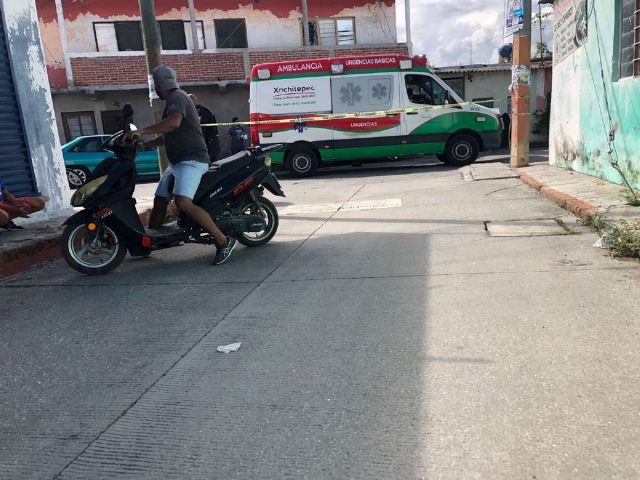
[{"x1": 212, "y1": 150, "x2": 253, "y2": 174}]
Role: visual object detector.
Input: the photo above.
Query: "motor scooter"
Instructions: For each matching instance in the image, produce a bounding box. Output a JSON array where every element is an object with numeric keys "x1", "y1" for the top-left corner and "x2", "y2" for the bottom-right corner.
[{"x1": 61, "y1": 129, "x2": 285, "y2": 275}]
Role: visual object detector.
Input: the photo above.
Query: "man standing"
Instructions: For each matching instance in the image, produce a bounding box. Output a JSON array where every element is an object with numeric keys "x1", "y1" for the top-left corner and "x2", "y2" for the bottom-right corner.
[
  {"x1": 227, "y1": 118, "x2": 246, "y2": 155},
  {"x1": 126, "y1": 65, "x2": 237, "y2": 265},
  {"x1": 188, "y1": 94, "x2": 220, "y2": 162}
]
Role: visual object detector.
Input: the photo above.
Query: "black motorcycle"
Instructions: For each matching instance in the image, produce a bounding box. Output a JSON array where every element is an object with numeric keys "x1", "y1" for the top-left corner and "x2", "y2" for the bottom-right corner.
[{"x1": 61, "y1": 130, "x2": 285, "y2": 275}]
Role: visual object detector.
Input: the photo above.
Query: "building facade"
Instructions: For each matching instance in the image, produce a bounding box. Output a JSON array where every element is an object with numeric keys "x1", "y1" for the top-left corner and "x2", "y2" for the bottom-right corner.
[
  {"x1": 435, "y1": 62, "x2": 553, "y2": 145},
  {"x1": 0, "y1": 0, "x2": 69, "y2": 218},
  {"x1": 36, "y1": 0, "x2": 407, "y2": 148},
  {"x1": 550, "y1": 0, "x2": 640, "y2": 190}
]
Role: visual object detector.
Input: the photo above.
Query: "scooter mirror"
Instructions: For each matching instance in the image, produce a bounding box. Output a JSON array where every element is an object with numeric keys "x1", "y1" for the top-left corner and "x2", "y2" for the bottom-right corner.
[{"x1": 129, "y1": 124, "x2": 137, "y2": 131}]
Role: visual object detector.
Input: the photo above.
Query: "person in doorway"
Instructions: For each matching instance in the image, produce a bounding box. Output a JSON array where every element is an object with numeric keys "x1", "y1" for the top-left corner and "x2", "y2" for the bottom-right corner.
[
  {"x1": 227, "y1": 118, "x2": 246, "y2": 155},
  {"x1": 125, "y1": 65, "x2": 237, "y2": 265},
  {"x1": 188, "y1": 94, "x2": 221, "y2": 162},
  {"x1": 121, "y1": 103, "x2": 134, "y2": 132},
  {"x1": 0, "y1": 177, "x2": 47, "y2": 231}
]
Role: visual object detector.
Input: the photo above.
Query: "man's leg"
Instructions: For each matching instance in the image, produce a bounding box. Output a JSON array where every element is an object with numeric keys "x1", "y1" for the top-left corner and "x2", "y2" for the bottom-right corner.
[
  {"x1": 148, "y1": 196, "x2": 169, "y2": 229},
  {"x1": 149, "y1": 167, "x2": 174, "y2": 228},
  {"x1": 26, "y1": 197, "x2": 46, "y2": 213},
  {"x1": 174, "y1": 196, "x2": 226, "y2": 245}
]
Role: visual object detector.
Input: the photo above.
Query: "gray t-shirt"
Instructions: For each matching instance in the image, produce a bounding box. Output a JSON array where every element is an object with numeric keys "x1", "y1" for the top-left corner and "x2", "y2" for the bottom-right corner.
[{"x1": 162, "y1": 89, "x2": 209, "y2": 165}]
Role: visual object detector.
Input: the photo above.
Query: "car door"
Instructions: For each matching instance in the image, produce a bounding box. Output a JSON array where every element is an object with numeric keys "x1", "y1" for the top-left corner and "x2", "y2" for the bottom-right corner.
[
  {"x1": 135, "y1": 146, "x2": 160, "y2": 176},
  {"x1": 401, "y1": 74, "x2": 454, "y2": 155}
]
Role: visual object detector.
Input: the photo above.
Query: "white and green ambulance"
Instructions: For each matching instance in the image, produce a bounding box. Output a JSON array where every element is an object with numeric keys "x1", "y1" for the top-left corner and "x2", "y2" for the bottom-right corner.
[{"x1": 249, "y1": 54, "x2": 502, "y2": 177}]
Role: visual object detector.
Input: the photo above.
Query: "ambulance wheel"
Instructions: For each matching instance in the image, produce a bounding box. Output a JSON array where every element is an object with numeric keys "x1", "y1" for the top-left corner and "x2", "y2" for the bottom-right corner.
[
  {"x1": 444, "y1": 134, "x2": 479, "y2": 166},
  {"x1": 286, "y1": 146, "x2": 319, "y2": 177}
]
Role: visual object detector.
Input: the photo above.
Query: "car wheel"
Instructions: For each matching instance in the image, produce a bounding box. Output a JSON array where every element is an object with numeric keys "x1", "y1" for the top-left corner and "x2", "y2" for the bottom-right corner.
[
  {"x1": 444, "y1": 134, "x2": 479, "y2": 167},
  {"x1": 66, "y1": 166, "x2": 90, "y2": 188},
  {"x1": 286, "y1": 146, "x2": 319, "y2": 178}
]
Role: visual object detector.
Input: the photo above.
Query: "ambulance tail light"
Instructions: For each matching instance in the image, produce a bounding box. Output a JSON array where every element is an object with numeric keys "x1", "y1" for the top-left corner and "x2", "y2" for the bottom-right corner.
[
  {"x1": 257, "y1": 69, "x2": 271, "y2": 80},
  {"x1": 251, "y1": 124, "x2": 259, "y2": 145},
  {"x1": 399, "y1": 59, "x2": 413, "y2": 70}
]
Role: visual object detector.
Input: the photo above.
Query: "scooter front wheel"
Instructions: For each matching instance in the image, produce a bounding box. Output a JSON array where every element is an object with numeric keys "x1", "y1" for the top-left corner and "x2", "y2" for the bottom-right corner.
[{"x1": 61, "y1": 223, "x2": 127, "y2": 275}]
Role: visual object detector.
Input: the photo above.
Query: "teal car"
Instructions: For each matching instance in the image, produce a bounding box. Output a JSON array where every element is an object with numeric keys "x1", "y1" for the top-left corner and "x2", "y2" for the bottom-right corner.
[{"x1": 62, "y1": 135, "x2": 160, "y2": 187}]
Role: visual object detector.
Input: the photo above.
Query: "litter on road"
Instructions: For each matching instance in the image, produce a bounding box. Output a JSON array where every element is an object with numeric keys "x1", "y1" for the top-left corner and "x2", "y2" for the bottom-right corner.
[{"x1": 217, "y1": 342, "x2": 242, "y2": 354}]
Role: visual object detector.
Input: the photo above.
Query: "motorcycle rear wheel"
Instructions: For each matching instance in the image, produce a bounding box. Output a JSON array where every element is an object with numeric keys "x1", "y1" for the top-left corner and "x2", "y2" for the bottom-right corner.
[
  {"x1": 237, "y1": 197, "x2": 279, "y2": 247},
  {"x1": 62, "y1": 223, "x2": 127, "y2": 275}
]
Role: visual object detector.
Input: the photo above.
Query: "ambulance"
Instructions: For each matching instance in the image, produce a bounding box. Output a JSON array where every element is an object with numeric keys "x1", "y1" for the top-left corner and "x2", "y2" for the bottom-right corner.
[{"x1": 248, "y1": 54, "x2": 502, "y2": 177}]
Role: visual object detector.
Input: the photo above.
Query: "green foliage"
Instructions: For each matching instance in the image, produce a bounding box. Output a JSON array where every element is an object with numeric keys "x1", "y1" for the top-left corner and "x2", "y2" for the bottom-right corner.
[{"x1": 608, "y1": 220, "x2": 640, "y2": 259}]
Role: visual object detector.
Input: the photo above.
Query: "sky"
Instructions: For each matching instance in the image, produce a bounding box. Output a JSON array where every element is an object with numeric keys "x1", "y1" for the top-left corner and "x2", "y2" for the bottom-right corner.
[{"x1": 395, "y1": 0, "x2": 554, "y2": 67}]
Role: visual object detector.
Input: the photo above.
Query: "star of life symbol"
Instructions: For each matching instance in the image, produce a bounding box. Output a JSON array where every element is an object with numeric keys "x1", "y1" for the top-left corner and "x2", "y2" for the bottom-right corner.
[
  {"x1": 340, "y1": 83, "x2": 362, "y2": 106},
  {"x1": 371, "y1": 83, "x2": 388, "y2": 101},
  {"x1": 293, "y1": 115, "x2": 308, "y2": 133}
]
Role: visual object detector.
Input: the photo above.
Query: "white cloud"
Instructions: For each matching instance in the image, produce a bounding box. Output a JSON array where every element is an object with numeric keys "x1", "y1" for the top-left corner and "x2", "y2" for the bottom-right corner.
[{"x1": 396, "y1": 0, "x2": 554, "y2": 67}]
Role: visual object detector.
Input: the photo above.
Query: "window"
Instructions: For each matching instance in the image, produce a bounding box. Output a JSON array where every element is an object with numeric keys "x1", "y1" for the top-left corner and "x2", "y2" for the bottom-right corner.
[
  {"x1": 214, "y1": 19, "x2": 248, "y2": 48},
  {"x1": 94, "y1": 21, "x2": 205, "y2": 52},
  {"x1": 62, "y1": 112, "x2": 97, "y2": 142},
  {"x1": 404, "y1": 75, "x2": 447, "y2": 106},
  {"x1": 115, "y1": 22, "x2": 143, "y2": 51},
  {"x1": 620, "y1": 0, "x2": 640, "y2": 78},
  {"x1": 70, "y1": 137, "x2": 104, "y2": 153},
  {"x1": 331, "y1": 75, "x2": 394, "y2": 114},
  {"x1": 301, "y1": 18, "x2": 356, "y2": 46},
  {"x1": 159, "y1": 20, "x2": 187, "y2": 50},
  {"x1": 101, "y1": 110, "x2": 124, "y2": 135},
  {"x1": 473, "y1": 97, "x2": 494, "y2": 108},
  {"x1": 443, "y1": 77, "x2": 465, "y2": 99}
]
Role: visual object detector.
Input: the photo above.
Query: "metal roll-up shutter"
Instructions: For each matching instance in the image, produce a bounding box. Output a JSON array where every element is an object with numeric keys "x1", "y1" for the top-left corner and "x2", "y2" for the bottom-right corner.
[{"x1": 0, "y1": 10, "x2": 36, "y2": 197}]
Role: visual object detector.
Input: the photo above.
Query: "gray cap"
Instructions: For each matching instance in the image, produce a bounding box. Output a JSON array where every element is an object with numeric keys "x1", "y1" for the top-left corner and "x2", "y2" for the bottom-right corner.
[{"x1": 152, "y1": 65, "x2": 179, "y2": 90}]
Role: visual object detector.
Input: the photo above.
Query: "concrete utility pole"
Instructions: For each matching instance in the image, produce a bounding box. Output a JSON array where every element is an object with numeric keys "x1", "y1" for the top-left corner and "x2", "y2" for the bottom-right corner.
[
  {"x1": 301, "y1": 0, "x2": 311, "y2": 48},
  {"x1": 188, "y1": 0, "x2": 200, "y2": 53},
  {"x1": 510, "y1": 0, "x2": 532, "y2": 168},
  {"x1": 405, "y1": 0, "x2": 413, "y2": 56},
  {"x1": 139, "y1": 0, "x2": 169, "y2": 173}
]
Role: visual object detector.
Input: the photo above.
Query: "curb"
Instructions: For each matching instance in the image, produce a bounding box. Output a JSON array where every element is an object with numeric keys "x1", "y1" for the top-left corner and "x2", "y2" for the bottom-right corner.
[
  {"x1": 516, "y1": 170, "x2": 599, "y2": 219},
  {"x1": 0, "y1": 209, "x2": 150, "y2": 279}
]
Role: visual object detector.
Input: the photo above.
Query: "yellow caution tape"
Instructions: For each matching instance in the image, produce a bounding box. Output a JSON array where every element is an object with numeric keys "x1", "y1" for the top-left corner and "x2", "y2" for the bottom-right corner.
[{"x1": 201, "y1": 97, "x2": 523, "y2": 128}]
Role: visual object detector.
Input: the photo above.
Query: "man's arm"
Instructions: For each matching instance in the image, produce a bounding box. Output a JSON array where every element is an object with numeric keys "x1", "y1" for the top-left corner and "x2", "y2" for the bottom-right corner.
[
  {"x1": 137, "y1": 112, "x2": 183, "y2": 136},
  {"x1": 142, "y1": 136, "x2": 165, "y2": 149},
  {"x1": 0, "y1": 189, "x2": 29, "y2": 216},
  {"x1": 1, "y1": 188, "x2": 17, "y2": 205}
]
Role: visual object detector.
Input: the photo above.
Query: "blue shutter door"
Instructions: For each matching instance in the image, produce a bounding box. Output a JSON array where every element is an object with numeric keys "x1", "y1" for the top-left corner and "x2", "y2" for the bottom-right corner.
[{"x1": 0, "y1": 10, "x2": 37, "y2": 197}]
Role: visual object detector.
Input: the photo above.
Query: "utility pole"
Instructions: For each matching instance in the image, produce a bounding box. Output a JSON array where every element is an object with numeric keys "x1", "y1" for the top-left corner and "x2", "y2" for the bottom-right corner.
[
  {"x1": 188, "y1": 0, "x2": 200, "y2": 53},
  {"x1": 301, "y1": 0, "x2": 311, "y2": 49},
  {"x1": 405, "y1": 0, "x2": 412, "y2": 56},
  {"x1": 139, "y1": 0, "x2": 169, "y2": 173},
  {"x1": 510, "y1": 0, "x2": 532, "y2": 168}
]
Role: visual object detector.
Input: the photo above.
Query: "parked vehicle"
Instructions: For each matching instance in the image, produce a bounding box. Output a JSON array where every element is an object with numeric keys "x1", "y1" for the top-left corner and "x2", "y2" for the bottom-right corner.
[
  {"x1": 249, "y1": 54, "x2": 503, "y2": 177},
  {"x1": 62, "y1": 135, "x2": 160, "y2": 187},
  {"x1": 61, "y1": 130, "x2": 285, "y2": 275}
]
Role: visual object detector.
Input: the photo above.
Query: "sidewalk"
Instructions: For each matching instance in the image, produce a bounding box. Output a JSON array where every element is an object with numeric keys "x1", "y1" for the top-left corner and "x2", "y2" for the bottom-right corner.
[
  {"x1": 0, "y1": 199, "x2": 154, "y2": 278},
  {"x1": 514, "y1": 163, "x2": 640, "y2": 224}
]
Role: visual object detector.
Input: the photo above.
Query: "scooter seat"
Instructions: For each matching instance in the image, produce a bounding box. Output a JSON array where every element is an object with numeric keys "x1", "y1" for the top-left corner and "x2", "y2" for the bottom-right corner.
[{"x1": 212, "y1": 150, "x2": 254, "y2": 174}]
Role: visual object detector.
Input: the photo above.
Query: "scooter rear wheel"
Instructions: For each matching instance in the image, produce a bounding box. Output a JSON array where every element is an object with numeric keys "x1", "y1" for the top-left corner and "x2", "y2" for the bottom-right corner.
[
  {"x1": 237, "y1": 197, "x2": 279, "y2": 247},
  {"x1": 62, "y1": 223, "x2": 127, "y2": 275}
]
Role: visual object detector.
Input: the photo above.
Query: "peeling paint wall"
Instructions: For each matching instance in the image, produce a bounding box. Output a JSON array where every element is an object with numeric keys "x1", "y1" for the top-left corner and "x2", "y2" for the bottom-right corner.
[
  {"x1": 1, "y1": 0, "x2": 71, "y2": 219},
  {"x1": 37, "y1": 0, "x2": 397, "y2": 73},
  {"x1": 550, "y1": 0, "x2": 640, "y2": 190}
]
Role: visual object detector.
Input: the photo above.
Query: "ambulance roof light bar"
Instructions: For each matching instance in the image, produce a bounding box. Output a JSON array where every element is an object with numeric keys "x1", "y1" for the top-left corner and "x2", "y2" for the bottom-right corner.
[
  {"x1": 331, "y1": 63, "x2": 344, "y2": 74},
  {"x1": 257, "y1": 69, "x2": 271, "y2": 80},
  {"x1": 399, "y1": 59, "x2": 413, "y2": 70}
]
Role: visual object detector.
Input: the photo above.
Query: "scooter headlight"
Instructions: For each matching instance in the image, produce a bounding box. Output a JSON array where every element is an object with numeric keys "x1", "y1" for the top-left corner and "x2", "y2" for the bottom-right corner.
[
  {"x1": 71, "y1": 175, "x2": 108, "y2": 207},
  {"x1": 264, "y1": 156, "x2": 272, "y2": 167}
]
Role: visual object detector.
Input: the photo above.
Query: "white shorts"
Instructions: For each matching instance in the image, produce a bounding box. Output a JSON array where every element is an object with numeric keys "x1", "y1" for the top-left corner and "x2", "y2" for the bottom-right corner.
[{"x1": 155, "y1": 160, "x2": 209, "y2": 200}]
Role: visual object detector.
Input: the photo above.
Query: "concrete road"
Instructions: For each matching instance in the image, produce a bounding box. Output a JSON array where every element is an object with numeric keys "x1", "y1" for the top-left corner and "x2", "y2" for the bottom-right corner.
[{"x1": 2, "y1": 153, "x2": 640, "y2": 479}]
